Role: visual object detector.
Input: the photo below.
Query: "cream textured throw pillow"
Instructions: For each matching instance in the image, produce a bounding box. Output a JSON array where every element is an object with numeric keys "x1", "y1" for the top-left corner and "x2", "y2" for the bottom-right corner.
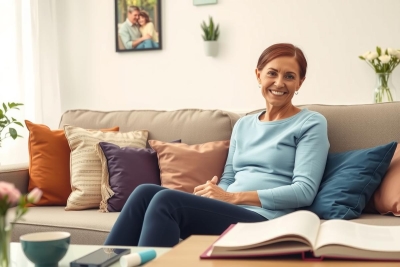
[{"x1": 64, "y1": 125, "x2": 148, "y2": 210}]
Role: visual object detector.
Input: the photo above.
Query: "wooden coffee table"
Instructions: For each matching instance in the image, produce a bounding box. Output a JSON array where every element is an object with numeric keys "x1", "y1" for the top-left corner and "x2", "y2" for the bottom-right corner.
[{"x1": 146, "y1": 235, "x2": 400, "y2": 267}]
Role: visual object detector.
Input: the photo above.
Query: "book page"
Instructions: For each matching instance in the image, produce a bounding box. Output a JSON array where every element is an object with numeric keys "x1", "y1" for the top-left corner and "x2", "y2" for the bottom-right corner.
[
  {"x1": 211, "y1": 241, "x2": 310, "y2": 257},
  {"x1": 213, "y1": 210, "x2": 320, "y2": 250},
  {"x1": 315, "y1": 220, "x2": 400, "y2": 252}
]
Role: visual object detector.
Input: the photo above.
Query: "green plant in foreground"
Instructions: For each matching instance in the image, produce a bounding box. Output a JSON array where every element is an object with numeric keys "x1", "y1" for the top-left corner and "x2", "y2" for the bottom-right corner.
[
  {"x1": 0, "y1": 102, "x2": 24, "y2": 147},
  {"x1": 201, "y1": 16, "x2": 219, "y2": 41}
]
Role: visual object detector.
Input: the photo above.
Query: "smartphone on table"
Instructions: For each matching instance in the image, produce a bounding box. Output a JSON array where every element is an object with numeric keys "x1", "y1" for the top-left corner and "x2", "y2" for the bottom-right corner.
[{"x1": 70, "y1": 248, "x2": 130, "y2": 267}]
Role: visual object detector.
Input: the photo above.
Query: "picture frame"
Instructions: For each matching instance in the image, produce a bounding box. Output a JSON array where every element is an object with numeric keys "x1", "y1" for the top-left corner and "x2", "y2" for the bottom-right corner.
[
  {"x1": 114, "y1": 0, "x2": 162, "y2": 52},
  {"x1": 193, "y1": 0, "x2": 218, "y2": 6}
]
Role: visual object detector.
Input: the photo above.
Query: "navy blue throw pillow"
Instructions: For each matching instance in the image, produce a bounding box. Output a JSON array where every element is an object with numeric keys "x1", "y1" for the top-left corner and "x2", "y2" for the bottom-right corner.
[{"x1": 306, "y1": 141, "x2": 397, "y2": 220}]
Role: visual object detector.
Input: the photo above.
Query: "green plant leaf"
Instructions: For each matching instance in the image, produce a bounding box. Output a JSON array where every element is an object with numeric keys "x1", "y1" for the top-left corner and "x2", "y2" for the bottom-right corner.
[
  {"x1": 0, "y1": 102, "x2": 24, "y2": 142},
  {"x1": 214, "y1": 25, "x2": 220, "y2": 40},
  {"x1": 9, "y1": 128, "x2": 17, "y2": 139},
  {"x1": 376, "y1": 46, "x2": 381, "y2": 56},
  {"x1": 201, "y1": 16, "x2": 219, "y2": 41},
  {"x1": 201, "y1": 21, "x2": 210, "y2": 40},
  {"x1": 14, "y1": 121, "x2": 23, "y2": 127},
  {"x1": 209, "y1": 17, "x2": 214, "y2": 40},
  {"x1": 359, "y1": 56, "x2": 365, "y2": 60},
  {"x1": 8, "y1": 102, "x2": 22, "y2": 110}
]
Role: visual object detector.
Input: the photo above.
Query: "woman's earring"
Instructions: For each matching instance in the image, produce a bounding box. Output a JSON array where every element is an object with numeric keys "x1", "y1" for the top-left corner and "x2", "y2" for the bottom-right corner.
[
  {"x1": 295, "y1": 90, "x2": 298, "y2": 95},
  {"x1": 258, "y1": 84, "x2": 261, "y2": 88}
]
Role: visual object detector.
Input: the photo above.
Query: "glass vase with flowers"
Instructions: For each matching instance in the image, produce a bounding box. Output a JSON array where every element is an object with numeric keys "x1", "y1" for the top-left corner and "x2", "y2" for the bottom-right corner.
[{"x1": 359, "y1": 47, "x2": 400, "y2": 103}]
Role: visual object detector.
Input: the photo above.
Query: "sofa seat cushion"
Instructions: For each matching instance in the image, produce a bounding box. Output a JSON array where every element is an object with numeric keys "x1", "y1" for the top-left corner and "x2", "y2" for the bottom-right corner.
[{"x1": 8, "y1": 207, "x2": 119, "y2": 245}]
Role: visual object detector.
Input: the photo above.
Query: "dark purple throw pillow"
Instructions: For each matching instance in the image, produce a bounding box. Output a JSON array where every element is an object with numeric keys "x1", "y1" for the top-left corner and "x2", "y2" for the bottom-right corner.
[{"x1": 98, "y1": 140, "x2": 180, "y2": 212}]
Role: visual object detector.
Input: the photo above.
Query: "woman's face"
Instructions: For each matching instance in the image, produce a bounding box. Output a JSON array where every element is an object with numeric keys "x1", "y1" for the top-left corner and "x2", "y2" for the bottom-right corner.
[
  {"x1": 138, "y1": 16, "x2": 146, "y2": 26},
  {"x1": 255, "y1": 56, "x2": 304, "y2": 108}
]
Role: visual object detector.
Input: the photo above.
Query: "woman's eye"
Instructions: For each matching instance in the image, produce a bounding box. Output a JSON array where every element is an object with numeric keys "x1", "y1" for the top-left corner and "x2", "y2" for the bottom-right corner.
[
  {"x1": 267, "y1": 71, "x2": 276, "y2": 76},
  {"x1": 285, "y1": 74, "x2": 295, "y2": 80}
]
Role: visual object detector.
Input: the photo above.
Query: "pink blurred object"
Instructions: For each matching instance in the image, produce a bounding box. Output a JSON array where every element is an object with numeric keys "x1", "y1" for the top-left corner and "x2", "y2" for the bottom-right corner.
[
  {"x1": 0, "y1": 181, "x2": 21, "y2": 204},
  {"x1": 27, "y1": 188, "x2": 43, "y2": 204}
]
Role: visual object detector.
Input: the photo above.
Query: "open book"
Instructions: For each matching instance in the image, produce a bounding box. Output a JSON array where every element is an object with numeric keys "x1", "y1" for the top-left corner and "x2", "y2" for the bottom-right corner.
[{"x1": 200, "y1": 210, "x2": 400, "y2": 261}]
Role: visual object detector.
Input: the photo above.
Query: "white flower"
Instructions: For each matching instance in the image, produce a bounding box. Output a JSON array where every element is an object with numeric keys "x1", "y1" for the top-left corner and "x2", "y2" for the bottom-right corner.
[
  {"x1": 387, "y1": 48, "x2": 396, "y2": 55},
  {"x1": 378, "y1": 55, "x2": 391, "y2": 64},
  {"x1": 367, "y1": 52, "x2": 378, "y2": 61},
  {"x1": 359, "y1": 46, "x2": 400, "y2": 74},
  {"x1": 362, "y1": 51, "x2": 370, "y2": 58}
]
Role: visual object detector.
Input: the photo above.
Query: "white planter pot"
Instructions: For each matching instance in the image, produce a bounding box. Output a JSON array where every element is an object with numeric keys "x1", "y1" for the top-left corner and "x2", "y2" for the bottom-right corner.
[{"x1": 204, "y1": 41, "x2": 218, "y2": 57}]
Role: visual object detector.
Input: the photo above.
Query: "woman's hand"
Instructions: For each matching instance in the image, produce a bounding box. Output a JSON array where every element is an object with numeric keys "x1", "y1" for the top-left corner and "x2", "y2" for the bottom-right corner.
[
  {"x1": 193, "y1": 176, "x2": 236, "y2": 204},
  {"x1": 194, "y1": 176, "x2": 262, "y2": 207},
  {"x1": 141, "y1": 34, "x2": 152, "y2": 40}
]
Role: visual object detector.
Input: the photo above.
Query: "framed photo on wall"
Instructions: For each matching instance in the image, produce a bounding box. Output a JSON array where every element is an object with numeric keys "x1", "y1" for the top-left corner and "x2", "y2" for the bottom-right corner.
[{"x1": 115, "y1": 0, "x2": 162, "y2": 52}]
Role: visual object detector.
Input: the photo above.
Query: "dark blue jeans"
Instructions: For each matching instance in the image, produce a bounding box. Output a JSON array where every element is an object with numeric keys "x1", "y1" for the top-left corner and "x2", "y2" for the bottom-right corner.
[{"x1": 104, "y1": 184, "x2": 267, "y2": 247}]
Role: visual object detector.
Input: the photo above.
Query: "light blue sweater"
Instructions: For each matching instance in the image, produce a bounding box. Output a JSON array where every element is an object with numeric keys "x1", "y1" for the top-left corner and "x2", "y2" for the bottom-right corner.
[{"x1": 218, "y1": 109, "x2": 330, "y2": 219}]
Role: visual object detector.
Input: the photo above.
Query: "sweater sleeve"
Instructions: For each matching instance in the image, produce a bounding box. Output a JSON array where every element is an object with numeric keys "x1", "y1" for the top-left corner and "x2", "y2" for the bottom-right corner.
[
  {"x1": 119, "y1": 26, "x2": 133, "y2": 49},
  {"x1": 257, "y1": 114, "x2": 330, "y2": 209},
  {"x1": 218, "y1": 118, "x2": 241, "y2": 190}
]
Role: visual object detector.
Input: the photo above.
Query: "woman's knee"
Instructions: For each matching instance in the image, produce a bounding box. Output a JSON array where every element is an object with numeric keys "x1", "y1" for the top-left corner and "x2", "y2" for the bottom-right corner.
[
  {"x1": 134, "y1": 184, "x2": 162, "y2": 194},
  {"x1": 125, "y1": 184, "x2": 164, "y2": 204},
  {"x1": 149, "y1": 189, "x2": 188, "y2": 208}
]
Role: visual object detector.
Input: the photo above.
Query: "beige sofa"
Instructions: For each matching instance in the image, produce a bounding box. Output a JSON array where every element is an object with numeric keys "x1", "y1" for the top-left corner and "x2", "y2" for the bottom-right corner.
[{"x1": 1, "y1": 103, "x2": 400, "y2": 245}]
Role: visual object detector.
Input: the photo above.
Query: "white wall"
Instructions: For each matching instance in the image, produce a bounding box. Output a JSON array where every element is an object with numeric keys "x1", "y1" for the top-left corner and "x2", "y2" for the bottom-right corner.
[{"x1": 56, "y1": 0, "x2": 400, "y2": 114}]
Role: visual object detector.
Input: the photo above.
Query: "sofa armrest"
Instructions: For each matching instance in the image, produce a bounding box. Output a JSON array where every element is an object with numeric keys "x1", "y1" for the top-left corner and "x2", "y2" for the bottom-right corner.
[{"x1": 0, "y1": 163, "x2": 29, "y2": 194}]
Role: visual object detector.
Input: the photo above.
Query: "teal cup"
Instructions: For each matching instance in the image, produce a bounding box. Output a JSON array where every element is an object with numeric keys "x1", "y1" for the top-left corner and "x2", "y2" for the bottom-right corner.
[{"x1": 20, "y1": 232, "x2": 71, "y2": 267}]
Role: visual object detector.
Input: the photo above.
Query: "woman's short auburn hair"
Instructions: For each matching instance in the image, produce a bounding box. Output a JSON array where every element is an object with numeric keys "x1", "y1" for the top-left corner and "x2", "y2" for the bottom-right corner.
[
  {"x1": 139, "y1": 11, "x2": 151, "y2": 23},
  {"x1": 256, "y1": 43, "x2": 307, "y2": 80}
]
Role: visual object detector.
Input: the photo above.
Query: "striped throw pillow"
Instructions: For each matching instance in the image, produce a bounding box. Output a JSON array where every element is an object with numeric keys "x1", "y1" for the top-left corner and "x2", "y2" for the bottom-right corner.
[{"x1": 64, "y1": 125, "x2": 148, "y2": 210}]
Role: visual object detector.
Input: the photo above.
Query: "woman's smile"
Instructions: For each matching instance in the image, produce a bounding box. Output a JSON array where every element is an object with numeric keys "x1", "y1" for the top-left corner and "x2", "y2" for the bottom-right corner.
[{"x1": 269, "y1": 90, "x2": 286, "y2": 96}]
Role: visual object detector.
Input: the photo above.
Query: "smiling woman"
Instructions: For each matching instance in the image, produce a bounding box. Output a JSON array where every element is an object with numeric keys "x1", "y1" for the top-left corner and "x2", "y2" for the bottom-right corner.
[
  {"x1": 104, "y1": 43, "x2": 330, "y2": 248},
  {"x1": 255, "y1": 43, "x2": 308, "y2": 122}
]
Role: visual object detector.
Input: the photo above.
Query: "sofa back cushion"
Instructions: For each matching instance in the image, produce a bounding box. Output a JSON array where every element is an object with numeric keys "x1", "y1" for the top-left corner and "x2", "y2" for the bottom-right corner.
[
  {"x1": 248, "y1": 102, "x2": 400, "y2": 153},
  {"x1": 59, "y1": 109, "x2": 240, "y2": 145},
  {"x1": 25, "y1": 120, "x2": 119, "y2": 206},
  {"x1": 149, "y1": 139, "x2": 230, "y2": 193},
  {"x1": 368, "y1": 143, "x2": 400, "y2": 215},
  {"x1": 305, "y1": 141, "x2": 397, "y2": 219},
  {"x1": 64, "y1": 126, "x2": 148, "y2": 210}
]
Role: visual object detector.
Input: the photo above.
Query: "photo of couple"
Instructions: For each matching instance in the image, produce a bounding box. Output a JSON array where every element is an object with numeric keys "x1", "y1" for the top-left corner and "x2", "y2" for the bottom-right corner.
[{"x1": 115, "y1": 0, "x2": 161, "y2": 52}]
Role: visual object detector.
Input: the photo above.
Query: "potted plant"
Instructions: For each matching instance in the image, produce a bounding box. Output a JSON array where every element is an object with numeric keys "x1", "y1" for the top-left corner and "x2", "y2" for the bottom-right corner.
[
  {"x1": 0, "y1": 102, "x2": 24, "y2": 148},
  {"x1": 201, "y1": 16, "x2": 220, "y2": 57},
  {"x1": 0, "y1": 102, "x2": 25, "y2": 265}
]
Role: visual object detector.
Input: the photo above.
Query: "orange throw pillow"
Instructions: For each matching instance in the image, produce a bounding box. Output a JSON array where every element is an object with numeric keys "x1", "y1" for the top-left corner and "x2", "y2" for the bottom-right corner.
[
  {"x1": 370, "y1": 143, "x2": 400, "y2": 215},
  {"x1": 149, "y1": 140, "x2": 230, "y2": 193},
  {"x1": 25, "y1": 120, "x2": 119, "y2": 206}
]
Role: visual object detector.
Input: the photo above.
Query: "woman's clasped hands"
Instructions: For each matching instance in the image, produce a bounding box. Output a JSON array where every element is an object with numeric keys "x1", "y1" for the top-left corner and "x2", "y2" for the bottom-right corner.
[{"x1": 193, "y1": 176, "x2": 235, "y2": 203}]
